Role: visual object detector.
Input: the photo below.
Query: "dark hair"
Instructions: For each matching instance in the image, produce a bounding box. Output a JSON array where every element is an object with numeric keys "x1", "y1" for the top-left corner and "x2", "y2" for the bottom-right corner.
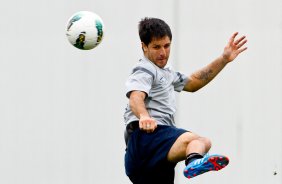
[{"x1": 138, "y1": 17, "x2": 172, "y2": 46}]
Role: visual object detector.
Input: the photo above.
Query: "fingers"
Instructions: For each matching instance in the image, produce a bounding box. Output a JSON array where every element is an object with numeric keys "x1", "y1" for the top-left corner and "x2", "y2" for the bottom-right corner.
[
  {"x1": 228, "y1": 32, "x2": 238, "y2": 45},
  {"x1": 236, "y1": 39, "x2": 247, "y2": 48},
  {"x1": 229, "y1": 32, "x2": 247, "y2": 47},
  {"x1": 238, "y1": 46, "x2": 248, "y2": 54},
  {"x1": 235, "y1": 35, "x2": 246, "y2": 46},
  {"x1": 139, "y1": 119, "x2": 157, "y2": 133},
  {"x1": 229, "y1": 32, "x2": 248, "y2": 52},
  {"x1": 143, "y1": 123, "x2": 157, "y2": 133},
  {"x1": 235, "y1": 34, "x2": 248, "y2": 53},
  {"x1": 145, "y1": 124, "x2": 157, "y2": 133}
]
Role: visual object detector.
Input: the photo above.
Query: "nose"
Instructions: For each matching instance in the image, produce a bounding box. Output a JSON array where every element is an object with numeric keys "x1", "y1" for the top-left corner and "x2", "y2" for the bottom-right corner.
[{"x1": 159, "y1": 47, "x2": 166, "y2": 57}]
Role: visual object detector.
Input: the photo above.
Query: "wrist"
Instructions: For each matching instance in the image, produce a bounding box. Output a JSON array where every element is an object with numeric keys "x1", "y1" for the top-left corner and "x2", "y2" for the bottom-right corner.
[
  {"x1": 220, "y1": 55, "x2": 229, "y2": 65},
  {"x1": 139, "y1": 113, "x2": 150, "y2": 119}
]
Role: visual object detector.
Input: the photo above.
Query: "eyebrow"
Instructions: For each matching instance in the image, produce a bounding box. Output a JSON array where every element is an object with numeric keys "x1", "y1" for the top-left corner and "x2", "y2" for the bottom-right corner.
[{"x1": 152, "y1": 42, "x2": 171, "y2": 46}]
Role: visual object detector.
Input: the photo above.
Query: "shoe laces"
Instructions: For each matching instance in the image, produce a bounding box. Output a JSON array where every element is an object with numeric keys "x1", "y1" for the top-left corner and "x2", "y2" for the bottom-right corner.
[{"x1": 191, "y1": 152, "x2": 209, "y2": 166}]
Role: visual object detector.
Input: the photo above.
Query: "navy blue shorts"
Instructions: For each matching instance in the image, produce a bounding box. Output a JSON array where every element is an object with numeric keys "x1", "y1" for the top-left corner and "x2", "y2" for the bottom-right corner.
[{"x1": 124, "y1": 123, "x2": 187, "y2": 184}]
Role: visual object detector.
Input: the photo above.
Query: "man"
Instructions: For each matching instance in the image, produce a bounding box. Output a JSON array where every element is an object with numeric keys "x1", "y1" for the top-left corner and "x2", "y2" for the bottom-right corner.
[{"x1": 124, "y1": 17, "x2": 247, "y2": 184}]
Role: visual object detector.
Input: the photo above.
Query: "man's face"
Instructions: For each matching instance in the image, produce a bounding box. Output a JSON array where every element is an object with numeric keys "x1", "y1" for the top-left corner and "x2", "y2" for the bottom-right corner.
[{"x1": 142, "y1": 36, "x2": 171, "y2": 68}]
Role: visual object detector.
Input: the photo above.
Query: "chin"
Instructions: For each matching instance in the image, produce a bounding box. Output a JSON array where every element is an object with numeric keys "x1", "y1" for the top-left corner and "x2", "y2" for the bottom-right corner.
[
  {"x1": 157, "y1": 64, "x2": 166, "y2": 68},
  {"x1": 158, "y1": 61, "x2": 167, "y2": 68}
]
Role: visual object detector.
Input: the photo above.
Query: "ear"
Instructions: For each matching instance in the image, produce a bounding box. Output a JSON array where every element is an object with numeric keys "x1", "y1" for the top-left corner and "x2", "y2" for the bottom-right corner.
[{"x1": 141, "y1": 42, "x2": 148, "y2": 52}]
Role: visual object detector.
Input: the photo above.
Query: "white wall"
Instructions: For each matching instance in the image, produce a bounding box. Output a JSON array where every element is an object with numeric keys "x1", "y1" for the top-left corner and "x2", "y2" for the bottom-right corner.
[
  {"x1": 175, "y1": 0, "x2": 282, "y2": 184},
  {"x1": 0, "y1": 0, "x2": 281, "y2": 184}
]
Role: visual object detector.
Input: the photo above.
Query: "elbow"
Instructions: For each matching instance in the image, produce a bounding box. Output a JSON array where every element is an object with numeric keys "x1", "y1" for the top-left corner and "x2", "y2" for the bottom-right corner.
[
  {"x1": 184, "y1": 85, "x2": 201, "y2": 93},
  {"x1": 184, "y1": 77, "x2": 199, "y2": 93},
  {"x1": 189, "y1": 87, "x2": 202, "y2": 93},
  {"x1": 184, "y1": 77, "x2": 203, "y2": 92},
  {"x1": 189, "y1": 88, "x2": 199, "y2": 93},
  {"x1": 129, "y1": 97, "x2": 136, "y2": 110}
]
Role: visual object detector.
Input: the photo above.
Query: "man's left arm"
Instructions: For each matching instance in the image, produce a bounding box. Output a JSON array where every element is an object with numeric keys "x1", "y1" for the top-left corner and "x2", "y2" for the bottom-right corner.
[{"x1": 184, "y1": 32, "x2": 247, "y2": 92}]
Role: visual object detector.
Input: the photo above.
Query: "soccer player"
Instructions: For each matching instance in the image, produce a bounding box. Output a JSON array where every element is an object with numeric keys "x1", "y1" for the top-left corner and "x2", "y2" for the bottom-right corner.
[{"x1": 124, "y1": 17, "x2": 247, "y2": 184}]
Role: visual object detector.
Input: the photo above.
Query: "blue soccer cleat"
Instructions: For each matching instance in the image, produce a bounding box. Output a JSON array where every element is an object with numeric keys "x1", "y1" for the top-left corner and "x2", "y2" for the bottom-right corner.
[{"x1": 183, "y1": 153, "x2": 229, "y2": 179}]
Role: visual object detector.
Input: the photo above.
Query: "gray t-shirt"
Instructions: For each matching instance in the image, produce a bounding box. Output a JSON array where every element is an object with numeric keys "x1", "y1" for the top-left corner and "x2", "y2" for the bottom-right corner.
[{"x1": 124, "y1": 57, "x2": 188, "y2": 127}]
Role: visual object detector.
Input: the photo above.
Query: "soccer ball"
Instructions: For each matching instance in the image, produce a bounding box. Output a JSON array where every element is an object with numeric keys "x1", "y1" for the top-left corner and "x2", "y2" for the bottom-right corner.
[{"x1": 66, "y1": 11, "x2": 104, "y2": 50}]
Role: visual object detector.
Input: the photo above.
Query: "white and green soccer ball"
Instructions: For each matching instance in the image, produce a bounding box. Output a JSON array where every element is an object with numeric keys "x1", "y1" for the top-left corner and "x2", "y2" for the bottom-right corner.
[{"x1": 66, "y1": 11, "x2": 104, "y2": 50}]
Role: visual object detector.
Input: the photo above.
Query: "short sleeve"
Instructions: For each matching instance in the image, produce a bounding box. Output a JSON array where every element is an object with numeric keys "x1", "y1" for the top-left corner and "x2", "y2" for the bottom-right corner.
[
  {"x1": 125, "y1": 67, "x2": 154, "y2": 98},
  {"x1": 173, "y1": 72, "x2": 188, "y2": 92}
]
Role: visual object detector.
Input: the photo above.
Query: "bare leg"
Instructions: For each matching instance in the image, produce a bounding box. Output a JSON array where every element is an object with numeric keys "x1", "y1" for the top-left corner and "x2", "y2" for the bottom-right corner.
[
  {"x1": 167, "y1": 132, "x2": 229, "y2": 179},
  {"x1": 167, "y1": 132, "x2": 211, "y2": 163}
]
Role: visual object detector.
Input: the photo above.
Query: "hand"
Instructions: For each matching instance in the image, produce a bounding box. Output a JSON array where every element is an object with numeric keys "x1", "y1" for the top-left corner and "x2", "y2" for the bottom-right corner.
[
  {"x1": 222, "y1": 32, "x2": 248, "y2": 63},
  {"x1": 139, "y1": 115, "x2": 157, "y2": 133}
]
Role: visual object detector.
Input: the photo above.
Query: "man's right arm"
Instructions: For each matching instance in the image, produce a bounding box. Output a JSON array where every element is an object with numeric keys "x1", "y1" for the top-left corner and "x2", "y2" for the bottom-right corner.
[{"x1": 129, "y1": 91, "x2": 157, "y2": 133}]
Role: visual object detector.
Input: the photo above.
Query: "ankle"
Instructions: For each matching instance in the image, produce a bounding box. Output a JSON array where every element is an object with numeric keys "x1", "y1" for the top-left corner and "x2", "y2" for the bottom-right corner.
[{"x1": 185, "y1": 153, "x2": 203, "y2": 166}]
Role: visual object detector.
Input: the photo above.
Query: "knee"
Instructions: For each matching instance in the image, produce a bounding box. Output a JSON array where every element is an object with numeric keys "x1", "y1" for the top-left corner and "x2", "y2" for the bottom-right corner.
[
  {"x1": 204, "y1": 137, "x2": 212, "y2": 149},
  {"x1": 200, "y1": 137, "x2": 212, "y2": 150},
  {"x1": 178, "y1": 133, "x2": 212, "y2": 150}
]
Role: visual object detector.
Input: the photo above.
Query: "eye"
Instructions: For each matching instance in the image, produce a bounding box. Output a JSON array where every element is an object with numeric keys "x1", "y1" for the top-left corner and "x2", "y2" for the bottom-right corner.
[
  {"x1": 164, "y1": 44, "x2": 170, "y2": 49},
  {"x1": 153, "y1": 45, "x2": 160, "y2": 49}
]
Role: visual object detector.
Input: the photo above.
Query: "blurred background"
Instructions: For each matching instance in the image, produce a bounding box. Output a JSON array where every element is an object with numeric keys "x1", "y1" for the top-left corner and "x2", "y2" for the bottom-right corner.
[{"x1": 0, "y1": 0, "x2": 281, "y2": 183}]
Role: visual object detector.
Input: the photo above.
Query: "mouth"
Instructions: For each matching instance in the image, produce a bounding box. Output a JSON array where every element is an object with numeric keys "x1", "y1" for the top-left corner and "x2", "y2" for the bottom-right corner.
[
  {"x1": 157, "y1": 58, "x2": 167, "y2": 62},
  {"x1": 156, "y1": 58, "x2": 167, "y2": 67}
]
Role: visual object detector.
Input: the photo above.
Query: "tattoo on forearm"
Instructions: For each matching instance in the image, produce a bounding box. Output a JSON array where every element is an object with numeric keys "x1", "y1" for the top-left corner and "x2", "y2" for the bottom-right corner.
[{"x1": 198, "y1": 69, "x2": 213, "y2": 82}]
